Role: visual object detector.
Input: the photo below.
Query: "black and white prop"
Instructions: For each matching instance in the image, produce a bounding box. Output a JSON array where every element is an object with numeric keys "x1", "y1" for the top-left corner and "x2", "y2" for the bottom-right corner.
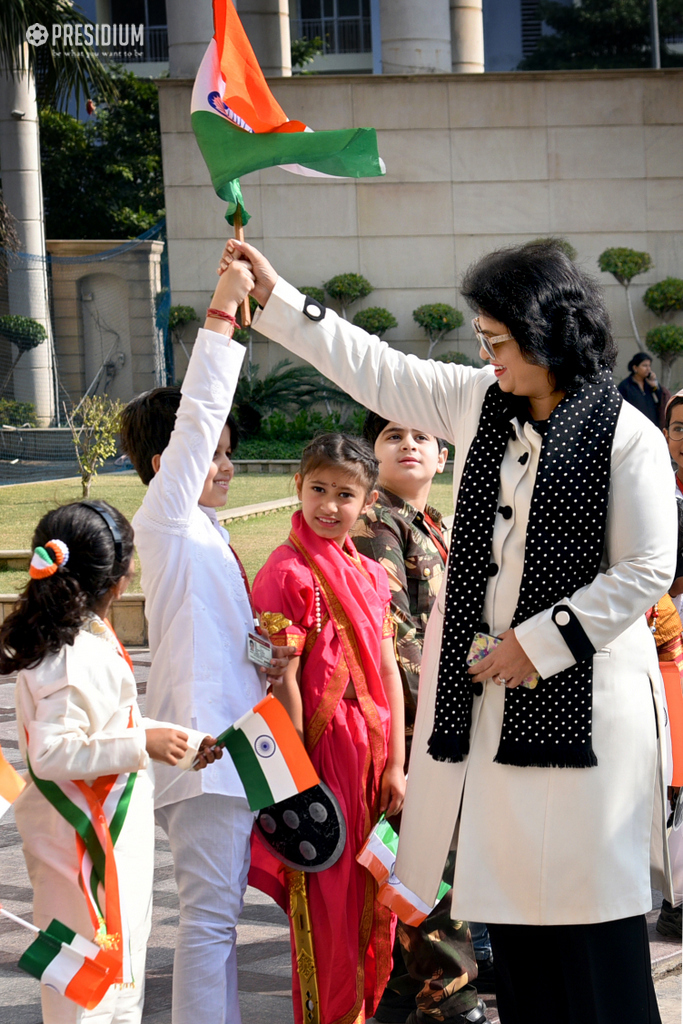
[{"x1": 256, "y1": 782, "x2": 346, "y2": 872}]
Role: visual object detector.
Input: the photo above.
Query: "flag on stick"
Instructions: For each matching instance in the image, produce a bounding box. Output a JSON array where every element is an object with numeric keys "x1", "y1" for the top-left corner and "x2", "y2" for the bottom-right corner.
[
  {"x1": 357, "y1": 816, "x2": 451, "y2": 926},
  {"x1": 0, "y1": 743, "x2": 25, "y2": 820},
  {"x1": 191, "y1": 0, "x2": 385, "y2": 224},
  {"x1": 216, "y1": 694, "x2": 319, "y2": 811},
  {"x1": 1, "y1": 906, "x2": 119, "y2": 1010}
]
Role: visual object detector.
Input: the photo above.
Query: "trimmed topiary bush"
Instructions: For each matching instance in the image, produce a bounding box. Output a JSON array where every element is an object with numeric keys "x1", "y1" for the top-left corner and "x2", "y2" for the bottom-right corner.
[
  {"x1": 324, "y1": 274, "x2": 373, "y2": 318},
  {"x1": 643, "y1": 278, "x2": 683, "y2": 320},
  {"x1": 435, "y1": 350, "x2": 481, "y2": 368},
  {"x1": 646, "y1": 324, "x2": 683, "y2": 388},
  {"x1": 0, "y1": 315, "x2": 47, "y2": 353},
  {"x1": 412, "y1": 304, "x2": 464, "y2": 358},
  {"x1": 352, "y1": 307, "x2": 398, "y2": 338},
  {"x1": 299, "y1": 286, "x2": 326, "y2": 306},
  {"x1": 597, "y1": 248, "x2": 652, "y2": 345}
]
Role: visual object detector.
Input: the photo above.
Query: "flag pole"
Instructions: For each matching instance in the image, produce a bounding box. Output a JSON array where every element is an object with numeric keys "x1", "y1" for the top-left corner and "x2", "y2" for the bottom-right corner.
[
  {"x1": 233, "y1": 205, "x2": 252, "y2": 327},
  {"x1": 0, "y1": 906, "x2": 40, "y2": 934}
]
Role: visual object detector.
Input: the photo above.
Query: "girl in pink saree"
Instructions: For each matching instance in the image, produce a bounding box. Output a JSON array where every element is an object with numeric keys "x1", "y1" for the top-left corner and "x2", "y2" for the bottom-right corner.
[{"x1": 250, "y1": 434, "x2": 406, "y2": 1024}]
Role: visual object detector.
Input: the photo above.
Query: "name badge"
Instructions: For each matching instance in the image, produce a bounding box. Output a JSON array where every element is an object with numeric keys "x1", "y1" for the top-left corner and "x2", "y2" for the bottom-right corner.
[{"x1": 248, "y1": 631, "x2": 273, "y2": 667}]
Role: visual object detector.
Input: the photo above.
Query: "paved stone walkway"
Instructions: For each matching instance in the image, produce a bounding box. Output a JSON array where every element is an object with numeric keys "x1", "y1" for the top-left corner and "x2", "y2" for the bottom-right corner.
[{"x1": 1, "y1": 651, "x2": 680, "y2": 1022}]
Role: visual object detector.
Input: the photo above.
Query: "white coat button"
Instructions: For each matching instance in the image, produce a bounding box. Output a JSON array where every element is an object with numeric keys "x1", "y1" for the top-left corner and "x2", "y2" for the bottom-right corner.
[{"x1": 555, "y1": 611, "x2": 570, "y2": 626}]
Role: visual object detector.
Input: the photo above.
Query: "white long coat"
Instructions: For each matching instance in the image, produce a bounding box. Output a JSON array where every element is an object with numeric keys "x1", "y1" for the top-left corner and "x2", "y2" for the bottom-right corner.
[{"x1": 254, "y1": 278, "x2": 677, "y2": 926}]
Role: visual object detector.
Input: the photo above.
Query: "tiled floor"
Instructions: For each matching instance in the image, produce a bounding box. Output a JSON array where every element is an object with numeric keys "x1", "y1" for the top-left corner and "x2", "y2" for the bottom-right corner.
[{"x1": 1, "y1": 653, "x2": 680, "y2": 1023}]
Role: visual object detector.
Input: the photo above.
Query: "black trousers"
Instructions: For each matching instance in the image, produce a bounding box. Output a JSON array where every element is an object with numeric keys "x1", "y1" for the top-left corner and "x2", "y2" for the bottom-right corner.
[{"x1": 488, "y1": 916, "x2": 661, "y2": 1024}]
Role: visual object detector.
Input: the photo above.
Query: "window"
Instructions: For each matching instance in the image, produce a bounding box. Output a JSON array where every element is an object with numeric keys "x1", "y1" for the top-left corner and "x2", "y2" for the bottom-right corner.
[{"x1": 295, "y1": 0, "x2": 372, "y2": 55}]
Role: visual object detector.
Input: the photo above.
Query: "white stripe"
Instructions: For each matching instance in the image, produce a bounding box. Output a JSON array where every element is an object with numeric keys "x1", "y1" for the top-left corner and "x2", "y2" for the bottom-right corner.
[
  {"x1": 41, "y1": 944, "x2": 85, "y2": 995},
  {"x1": 191, "y1": 39, "x2": 221, "y2": 115},
  {"x1": 363, "y1": 833, "x2": 396, "y2": 874},
  {"x1": 238, "y1": 713, "x2": 298, "y2": 804},
  {"x1": 385, "y1": 872, "x2": 432, "y2": 917},
  {"x1": 67, "y1": 932, "x2": 101, "y2": 961},
  {"x1": 0, "y1": 794, "x2": 11, "y2": 820}
]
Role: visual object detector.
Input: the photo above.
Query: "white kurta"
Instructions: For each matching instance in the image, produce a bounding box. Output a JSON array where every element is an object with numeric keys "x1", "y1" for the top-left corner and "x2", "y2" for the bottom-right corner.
[
  {"x1": 14, "y1": 624, "x2": 203, "y2": 1023},
  {"x1": 132, "y1": 327, "x2": 266, "y2": 808},
  {"x1": 254, "y1": 277, "x2": 677, "y2": 926}
]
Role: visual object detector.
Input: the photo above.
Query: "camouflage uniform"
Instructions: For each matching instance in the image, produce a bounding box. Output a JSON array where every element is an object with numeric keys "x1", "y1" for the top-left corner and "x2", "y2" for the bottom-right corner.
[{"x1": 352, "y1": 491, "x2": 480, "y2": 1021}]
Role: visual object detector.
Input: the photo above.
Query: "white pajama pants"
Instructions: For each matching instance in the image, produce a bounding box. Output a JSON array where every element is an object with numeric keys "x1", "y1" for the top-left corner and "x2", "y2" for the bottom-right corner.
[{"x1": 155, "y1": 793, "x2": 254, "y2": 1024}]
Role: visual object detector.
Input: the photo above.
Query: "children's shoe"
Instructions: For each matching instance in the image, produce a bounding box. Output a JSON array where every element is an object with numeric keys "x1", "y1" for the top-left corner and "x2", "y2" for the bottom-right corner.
[{"x1": 656, "y1": 899, "x2": 682, "y2": 938}]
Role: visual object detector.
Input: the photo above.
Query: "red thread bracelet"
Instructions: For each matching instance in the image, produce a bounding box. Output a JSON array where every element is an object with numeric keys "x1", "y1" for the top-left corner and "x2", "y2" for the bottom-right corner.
[{"x1": 206, "y1": 308, "x2": 238, "y2": 327}]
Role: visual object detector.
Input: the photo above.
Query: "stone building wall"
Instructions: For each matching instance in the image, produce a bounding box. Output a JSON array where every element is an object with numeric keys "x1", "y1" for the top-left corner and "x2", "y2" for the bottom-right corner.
[{"x1": 158, "y1": 68, "x2": 683, "y2": 386}]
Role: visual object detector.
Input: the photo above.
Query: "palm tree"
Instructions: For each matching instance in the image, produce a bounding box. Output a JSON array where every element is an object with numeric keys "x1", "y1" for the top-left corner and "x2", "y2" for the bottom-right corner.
[{"x1": 0, "y1": 0, "x2": 114, "y2": 422}]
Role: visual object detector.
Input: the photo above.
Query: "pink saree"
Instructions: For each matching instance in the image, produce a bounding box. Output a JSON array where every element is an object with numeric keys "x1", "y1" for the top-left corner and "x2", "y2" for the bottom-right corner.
[{"x1": 250, "y1": 511, "x2": 395, "y2": 1024}]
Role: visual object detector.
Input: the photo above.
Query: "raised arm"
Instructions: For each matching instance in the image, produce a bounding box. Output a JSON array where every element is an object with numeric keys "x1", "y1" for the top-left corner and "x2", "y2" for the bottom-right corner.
[
  {"x1": 141, "y1": 258, "x2": 253, "y2": 525},
  {"x1": 223, "y1": 241, "x2": 493, "y2": 446}
]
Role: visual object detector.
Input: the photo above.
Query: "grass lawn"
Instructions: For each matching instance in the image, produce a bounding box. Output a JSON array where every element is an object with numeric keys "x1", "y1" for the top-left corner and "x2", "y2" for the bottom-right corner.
[{"x1": 0, "y1": 472, "x2": 454, "y2": 592}]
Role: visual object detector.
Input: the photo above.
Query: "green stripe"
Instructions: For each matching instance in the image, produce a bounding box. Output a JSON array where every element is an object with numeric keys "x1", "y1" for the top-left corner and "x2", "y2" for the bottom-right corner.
[
  {"x1": 221, "y1": 727, "x2": 274, "y2": 811},
  {"x1": 191, "y1": 111, "x2": 384, "y2": 224},
  {"x1": 109, "y1": 772, "x2": 137, "y2": 845},
  {"x1": 26, "y1": 758, "x2": 106, "y2": 902},
  {"x1": 46, "y1": 919, "x2": 76, "y2": 946},
  {"x1": 18, "y1": 931, "x2": 62, "y2": 980}
]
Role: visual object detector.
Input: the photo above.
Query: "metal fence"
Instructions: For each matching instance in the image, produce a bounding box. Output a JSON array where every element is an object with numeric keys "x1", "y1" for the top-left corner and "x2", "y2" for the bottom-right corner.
[{"x1": 291, "y1": 16, "x2": 372, "y2": 55}]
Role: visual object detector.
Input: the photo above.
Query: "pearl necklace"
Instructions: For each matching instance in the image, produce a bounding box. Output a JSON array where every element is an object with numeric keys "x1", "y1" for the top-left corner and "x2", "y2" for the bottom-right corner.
[{"x1": 315, "y1": 586, "x2": 322, "y2": 633}]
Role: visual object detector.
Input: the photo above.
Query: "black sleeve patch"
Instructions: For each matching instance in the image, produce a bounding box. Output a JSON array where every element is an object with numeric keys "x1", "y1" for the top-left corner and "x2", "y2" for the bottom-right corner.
[
  {"x1": 302, "y1": 297, "x2": 326, "y2": 322},
  {"x1": 551, "y1": 605, "x2": 596, "y2": 664}
]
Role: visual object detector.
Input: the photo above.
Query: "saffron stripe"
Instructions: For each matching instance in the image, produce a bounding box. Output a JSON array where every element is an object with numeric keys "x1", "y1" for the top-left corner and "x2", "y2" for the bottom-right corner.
[{"x1": 255, "y1": 697, "x2": 319, "y2": 792}]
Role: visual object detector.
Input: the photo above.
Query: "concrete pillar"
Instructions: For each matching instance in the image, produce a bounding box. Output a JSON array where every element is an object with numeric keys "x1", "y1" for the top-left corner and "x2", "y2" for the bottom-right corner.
[
  {"x1": 166, "y1": 0, "x2": 214, "y2": 78},
  {"x1": 379, "y1": 0, "x2": 451, "y2": 75},
  {"x1": 0, "y1": 60, "x2": 55, "y2": 424},
  {"x1": 238, "y1": 0, "x2": 291, "y2": 77},
  {"x1": 450, "y1": 0, "x2": 484, "y2": 73}
]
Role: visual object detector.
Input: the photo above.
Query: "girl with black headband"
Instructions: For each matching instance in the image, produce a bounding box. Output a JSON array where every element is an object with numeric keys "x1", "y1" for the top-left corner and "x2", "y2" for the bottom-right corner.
[
  {"x1": 220, "y1": 237, "x2": 676, "y2": 1024},
  {"x1": 0, "y1": 501, "x2": 219, "y2": 1024}
]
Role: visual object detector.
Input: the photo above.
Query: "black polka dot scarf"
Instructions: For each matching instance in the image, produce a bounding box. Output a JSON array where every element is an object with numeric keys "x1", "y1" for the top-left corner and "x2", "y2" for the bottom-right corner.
[{"x1": 428, "y1": 374, "x2": 622, "y2": 769}]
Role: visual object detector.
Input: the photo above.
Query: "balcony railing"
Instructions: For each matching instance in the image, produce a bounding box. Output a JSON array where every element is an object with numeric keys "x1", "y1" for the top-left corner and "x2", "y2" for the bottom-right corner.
[
  {"x1": 291, "y1": 17, "x2": 372, "y2": 55},
  {"x1": 120, "y1": 26, "x2": 168, "y2": 63}
]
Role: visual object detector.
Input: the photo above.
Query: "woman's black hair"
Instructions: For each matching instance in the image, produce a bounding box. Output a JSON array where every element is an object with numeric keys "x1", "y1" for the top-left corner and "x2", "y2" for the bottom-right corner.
[
  {"x1": 627, "y1": 352, "x2": 652, "y2": 374},
  {"x1": 460, "y1": 240, "x2": 617, "y2": 394},
  {"x1": 362, "y1": 411, "x2": 448, "y2": 454},
  {"x1": 299, "y1": 433, "x2": 379, "y2": 495},
  {"x1": 0, "y1": 501, "x2": 134, "y2": 674}
]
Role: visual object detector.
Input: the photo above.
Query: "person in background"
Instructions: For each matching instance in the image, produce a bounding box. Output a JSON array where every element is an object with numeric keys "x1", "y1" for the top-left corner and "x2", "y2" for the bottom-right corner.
[
  {"x1": 618, "y1": 352, "x2": 670, "y2": 428},
  {"x1": 352, "y1": 415, "x2": 490, "y2": 1024}
]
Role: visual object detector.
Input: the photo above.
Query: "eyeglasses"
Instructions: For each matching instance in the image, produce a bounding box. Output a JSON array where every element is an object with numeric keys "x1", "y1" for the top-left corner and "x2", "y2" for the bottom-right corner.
[
  {"x1": 667, "y1": 424, "x2": 683, "y2": 440},
  {"x1": 472, "y1": 317, "x2": 514, "y2": 361}
]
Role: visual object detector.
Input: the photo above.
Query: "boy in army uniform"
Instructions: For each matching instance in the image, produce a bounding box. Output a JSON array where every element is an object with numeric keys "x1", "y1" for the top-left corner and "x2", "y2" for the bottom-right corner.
[{"x1": 352, "y1": 413, "x2": 490, "y2": 1024}]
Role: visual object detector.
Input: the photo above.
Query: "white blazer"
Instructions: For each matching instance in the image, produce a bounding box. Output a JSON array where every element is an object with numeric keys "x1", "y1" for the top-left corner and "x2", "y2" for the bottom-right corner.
[{"x1": 254, "y1": 277, "x2": 677, "y2": 925}]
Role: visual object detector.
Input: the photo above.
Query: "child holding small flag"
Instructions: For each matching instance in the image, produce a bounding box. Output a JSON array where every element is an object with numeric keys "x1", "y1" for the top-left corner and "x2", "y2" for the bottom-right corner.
[
  {"x1": 250, "y1": 433, "x2": 406, "y2": 1024},
  {"x1": 0, "y1": 501, "x2": 216, "y2": 1023}
]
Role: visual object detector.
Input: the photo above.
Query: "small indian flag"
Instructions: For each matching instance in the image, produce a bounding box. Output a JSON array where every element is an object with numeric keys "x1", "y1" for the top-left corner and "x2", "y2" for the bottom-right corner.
[
  {"x1": 356, "y1": 816, "x2": 399, "y2": 886},
  {"x1": 0, "y1": 744, "x2": 25, "y2": 820},
  {"x1": 191, "y1": 0, "x2": 385, "y2": 224},
  {"x1": 377, "y1": 873, "x2": 452, "y2": 928},
  {"x1": 15, "y1": 917, "x2": 119, "y2": 1010},
  {"x1": 217, "y1": 695, "x2": 319, "y2": 811}
]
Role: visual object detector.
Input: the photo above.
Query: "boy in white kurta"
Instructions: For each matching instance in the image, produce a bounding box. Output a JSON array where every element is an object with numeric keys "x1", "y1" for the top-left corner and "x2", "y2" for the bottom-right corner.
[{"x1": 120, "y1": 258, "x2": 292, "y2": 1024}]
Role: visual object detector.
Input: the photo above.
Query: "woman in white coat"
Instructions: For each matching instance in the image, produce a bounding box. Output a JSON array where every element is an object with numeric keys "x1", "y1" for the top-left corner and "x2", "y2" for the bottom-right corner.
[{"x1": 223, "y1": 238, "x2": 676, "y2": 1024}]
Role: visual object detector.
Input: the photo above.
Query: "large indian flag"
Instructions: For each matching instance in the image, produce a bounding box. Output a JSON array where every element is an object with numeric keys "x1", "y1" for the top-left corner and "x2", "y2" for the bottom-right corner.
[
  {"x1": 0, "y1": 743, "x2": 25, "y2": 820},
  {"x1": 191, "y1": 0, "x2": 385, "y2": 224},
  {"x1": 217, "y1": 694, "x2": 319, "y2": 811},
  {"x1": 15, "y1": 916, "x2": 119, "y2": 1010}
]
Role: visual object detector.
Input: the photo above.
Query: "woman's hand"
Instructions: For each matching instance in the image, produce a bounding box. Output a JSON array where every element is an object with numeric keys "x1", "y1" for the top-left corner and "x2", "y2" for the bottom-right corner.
[
  {"x1": 146, "y1": 728, "x2": 190, "y2": 765},
  {"x1": 218, "y1": 239, "x2": 277, "y2": 308},
  {"x1": 467, "y1": 629, "x2": 538, "y2": 689},
  {"x1": 193, "y1": 735, "x2": 224, "y2": 771},
  {"x1": 380, "y1": 763, "x2": 406, "y2": 817}
]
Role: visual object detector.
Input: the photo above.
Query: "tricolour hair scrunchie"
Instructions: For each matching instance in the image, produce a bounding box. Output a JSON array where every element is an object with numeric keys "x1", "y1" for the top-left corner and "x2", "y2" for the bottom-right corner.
[{"x1": 29, "y1": 539, "x2": 70, "y2": 580}]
